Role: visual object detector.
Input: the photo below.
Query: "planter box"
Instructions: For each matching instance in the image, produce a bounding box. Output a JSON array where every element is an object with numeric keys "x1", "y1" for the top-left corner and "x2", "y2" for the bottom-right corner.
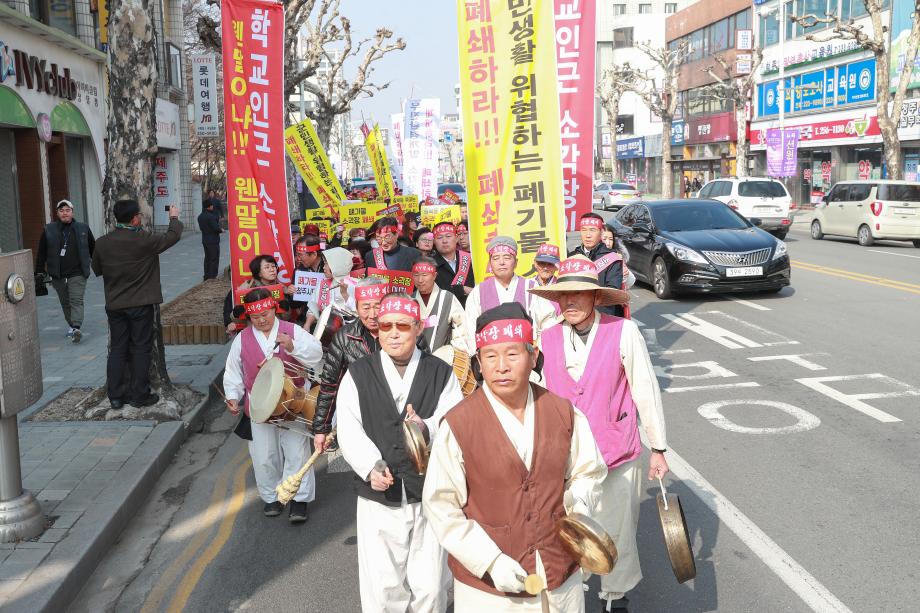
[{"x1": 162, "y1": 324, "x2": 227, "y2": 345}]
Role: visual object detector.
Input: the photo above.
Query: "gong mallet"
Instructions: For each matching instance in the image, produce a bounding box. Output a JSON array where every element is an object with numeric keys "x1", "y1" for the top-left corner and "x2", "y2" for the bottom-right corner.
[{"x1": 275, "y1": 430, "x2": 336, "y2": 504}]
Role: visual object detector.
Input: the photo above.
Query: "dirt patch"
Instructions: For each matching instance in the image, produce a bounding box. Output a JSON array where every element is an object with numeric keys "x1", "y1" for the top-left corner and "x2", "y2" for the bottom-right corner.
[
  {"x1": 160, "y1": 277, "x2": 231, "y2": 327},
  {"x1": 28, "y1": 385, "x2": 205, "y2": 422},
  {"x1": 29, "y1": 387, "x2": 99, "y2": 421}
]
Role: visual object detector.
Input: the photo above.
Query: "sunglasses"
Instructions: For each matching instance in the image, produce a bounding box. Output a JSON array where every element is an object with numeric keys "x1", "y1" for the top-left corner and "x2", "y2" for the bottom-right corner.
[{"x1": 378, "y1": 321, "x2": 415, "y2": 332}]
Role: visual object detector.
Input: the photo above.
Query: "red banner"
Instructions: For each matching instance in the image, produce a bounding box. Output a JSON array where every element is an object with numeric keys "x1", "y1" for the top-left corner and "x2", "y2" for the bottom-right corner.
[
  {"x1": 554, "y1": 0, "x2": 596, "y2": 232},
  {"x1": 366, "y1": 267, "x2": 415, "y2": 295},
  {"x1": 222, "y1": 0, "x2": 293, "y2": 287}
]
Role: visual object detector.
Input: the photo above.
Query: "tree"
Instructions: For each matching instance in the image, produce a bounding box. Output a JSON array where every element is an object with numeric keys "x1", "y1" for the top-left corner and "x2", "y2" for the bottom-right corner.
[
  {"x1": 627, "y1": 41, "x2": 689, "y2": 198},
  {"x1": 699, "y1": 49, "x2": 764, "y2": 178},
  {"x1": 790, "y1": 1, "x2": 920, "y2": 179},
  {"x1": 596, "y1": 64, "x2": 642, "y2": 179}
]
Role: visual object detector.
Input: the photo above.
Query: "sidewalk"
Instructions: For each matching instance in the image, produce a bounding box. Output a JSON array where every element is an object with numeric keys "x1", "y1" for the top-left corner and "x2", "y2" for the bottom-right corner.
[{"x1": 0, "y1": 229, "x2": 231, "y2": 612}]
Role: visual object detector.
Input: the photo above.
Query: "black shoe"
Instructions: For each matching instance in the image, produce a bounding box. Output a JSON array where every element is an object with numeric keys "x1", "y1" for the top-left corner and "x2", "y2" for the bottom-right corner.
[
  {"x1": 71, "y1": 328, "x2": 82, "y2": 343},
  {"x1": 288, "y1": 501, "x2": 309, "y2": 523},
  {"x1": 263, "y1": 501, "x2": 284, "y2": 517},
  {"x1": 600, "y1": 597, "x2": 629, "y2": 613},
  {"x1": 110, "y1": 399, "x2": 124, "y2": 410},
  {"x1": 129, "y1": 393, "x2": 159, "y2": 408}
]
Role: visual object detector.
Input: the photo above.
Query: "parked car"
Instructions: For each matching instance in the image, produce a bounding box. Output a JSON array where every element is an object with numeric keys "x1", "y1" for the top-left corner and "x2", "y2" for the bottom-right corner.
[
  {"x1": 612, "y1": 200, "x2": 791, "y2": 299},
  {"x1": 810, "y1": 180, "x2": 920, "y2": 247},
  {"x1": 437, "y1": 183, "x2": 467, "y2": 202},
  {"x1": 697, "y1": 177, "x2": 793, "y2": 239},
  {"x1": 592, "y1": 182, "x2": 641, "y2": 211}
]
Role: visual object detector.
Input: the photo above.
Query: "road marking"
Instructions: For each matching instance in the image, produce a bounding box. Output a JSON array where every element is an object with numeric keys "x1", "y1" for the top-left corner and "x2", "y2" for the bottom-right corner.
[
  {"x1": 655, "y1": 360, "x2": 738, "y2": 381},
  {"x1": 867, "y1": 249, "x2": 920, "y2": 260},
  {"x1": 141, "y1": 447, "x2": 249, "y2": 613},
  {"x1": 662, "y1": 313, "x2": 763, "y2": 349},
  {"x1": 724, "y1": 296, "x2": 771, "y2": 311},
  {"x1": 748, "y1": 354, "x2": 827, "y2": 371},
  {"x1": 698, "y1": 399, "x2": 821, "y2": 434},
  {"x1": 796, "y1": 373, "x2": 920, "y2": 423},
  {"x1": 664, "y1": 381, "x2": 760, "y2": 393},
  {"x1": 650, "y1": 348, "x2": 695, "y2": 356},
  {"x1": 792, "y1": 260, "x2": 920, "y2": 295},
  {"x1": 656, "y1": 441, "x2": 854, "y2": 613},
  {"x1": 167, "y1": 459, "x2": 251, "y2": 613}
]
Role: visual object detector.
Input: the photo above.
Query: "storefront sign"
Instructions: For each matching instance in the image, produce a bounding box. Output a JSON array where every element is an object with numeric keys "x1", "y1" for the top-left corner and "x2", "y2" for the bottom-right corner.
[
  {"x1": 757, "y1": 57, "x2": 876, "y2": 118},
  {"x1": 222, "y1": 0, "x2": 294, "y2": 286},
  {"x1": 751, "y1": 111, "x2": 880, "y2": 146},
  {"x1": 36, "y1": 112, "x2": 51, "y2": 142},
  {"x1": 671, "y1": 120, "x2": 686, "y2": 145},
  {"x1": 736, "y1": 30, "x2": 753, "y2": 51},
  {"x1": 736, "y1": 53, "x2": 752, "y2": 75},
  {"x1": 766, "y1": 128, "x2": 798, "y2": 177},
  {"x1": 192, "y1": 54, "x2": 219, "y2": 137},
  {"x1": 761, "y1": 40, "x2": 861, "y2": 75},
  {"x1": 155, "y1": 99, "x2": 180, "y2": 150},
  {"x1": 616, "y1": 136, "x2": 644, "y2": 159},
  {"x1": 685, "y1": 112, "x2": 734, "y2": 145},
  {"x1": 0, "y1": 45, "x2": 77, "y2": 100},
  {"x1": 554, "y1": 0, "x2": 597, "y2": 231},
  {"x1": 153, "y1": 152, "x2": 179, "y2": 225}
]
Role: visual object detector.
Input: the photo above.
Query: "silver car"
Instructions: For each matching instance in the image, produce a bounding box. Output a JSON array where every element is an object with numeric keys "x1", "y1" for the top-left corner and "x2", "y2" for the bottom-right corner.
[{"x1": 592, "y1": 182, "x2": 641, "y2": 211}]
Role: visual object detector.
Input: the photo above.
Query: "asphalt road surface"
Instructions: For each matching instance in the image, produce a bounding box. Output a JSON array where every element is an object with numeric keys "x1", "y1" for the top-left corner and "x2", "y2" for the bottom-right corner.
[{"x1": 72, "y1": 224, "x2": 920, "y2": 613}]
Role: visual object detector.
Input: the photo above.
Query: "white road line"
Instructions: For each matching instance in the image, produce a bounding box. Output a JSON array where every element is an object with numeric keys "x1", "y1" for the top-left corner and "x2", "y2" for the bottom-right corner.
[
  {"x1": 748, "y1": 354, "x2": 827, "y2": 371},
  {"x1": 631, "y1": 317, "x2": 647, "y2": 327},
  {"x1": 867, "y1": 249, "x2": 920, "y2": 260},
  {"x1": 652, "y1": 440, "x2": 854, "y2": 613},
  {"x1": 663, "y1": 382, "x2": 760, "y2": 393},
  {"x1": 796, "y1": 374, "x2": 918, "y2": 423},
  {"x1": 697, "y1": 399, "x2": 821, "y2": 434},
  {"x1": 724, "y1": 296, "x2": 772, "y2": 311},
  {"x1": 662, "y1": 313, "x2": 763, "y2": 349},
  {"x1": 650, "y1": 348, "x2": 695, "y2": 356}
]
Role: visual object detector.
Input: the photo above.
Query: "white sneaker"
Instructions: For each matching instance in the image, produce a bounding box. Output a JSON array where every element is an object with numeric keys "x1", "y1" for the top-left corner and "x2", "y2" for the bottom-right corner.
[
  {"x1": 66, "y1": 327, "x2": 75, "y2": 338},
  {"x1": 72, "y1": 328, "x2": 82, "y2": 343}
]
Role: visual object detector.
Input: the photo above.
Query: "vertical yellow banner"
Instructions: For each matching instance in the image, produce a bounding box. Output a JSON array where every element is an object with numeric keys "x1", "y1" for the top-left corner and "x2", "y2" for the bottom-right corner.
[
  {"x1": 365, "y1": 123, "x2": 396, "y2": 201},
  {"x1": 284, "y1": 118, "x2": 346, "y2": 213},
  {"x1": 457, "y1": 0, "x2": 566, "y2": 280}
]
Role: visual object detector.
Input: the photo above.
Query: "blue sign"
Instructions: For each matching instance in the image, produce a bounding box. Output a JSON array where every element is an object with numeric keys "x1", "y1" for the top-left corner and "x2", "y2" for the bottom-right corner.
[
  {"x1": 846, "y1": 58, "x2": 875, "y2": 104},
  {"x1": 671, "y1": 121, "x2": 685, "y2": 145},
  {"x1": 824, "y1": 67, "x2": 837, "y2": 108},
  {"x1": 616, "y1": 137, "x2": 644, "y2": 159},
  {"x1": 756, "y1": 57, "x2": 876, "y2": 118},
  {"x1": 795, "y1": 70, "x2": 824, "y2": 112}
]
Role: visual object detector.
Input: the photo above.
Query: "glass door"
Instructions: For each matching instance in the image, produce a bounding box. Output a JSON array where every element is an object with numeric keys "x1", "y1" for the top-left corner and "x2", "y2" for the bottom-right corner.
[{"x1": 0, "y1": 129, "x2": 22, "y2": 252}]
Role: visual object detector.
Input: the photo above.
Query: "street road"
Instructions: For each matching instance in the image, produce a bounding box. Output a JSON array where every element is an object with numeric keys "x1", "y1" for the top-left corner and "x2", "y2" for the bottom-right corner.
[{"x1": 71, "y1": 224, "x2": 920, "y2": 613}]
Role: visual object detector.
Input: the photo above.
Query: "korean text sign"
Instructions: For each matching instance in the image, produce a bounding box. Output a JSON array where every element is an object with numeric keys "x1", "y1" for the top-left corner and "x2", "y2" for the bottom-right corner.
[
  {"x1": 292, "y1": 271, "x2": 327, "y2": 303},
  {"x1": 365, "y1": 123, "x2": 396, "y2": 201},
  {"x1": 221, "y1": 0, "x2": 294, "y2": 286},
  {"x1": 457, "y1": 0, "x2": 567, "y2": 281},
  {"x1": 284, "y1": 118, "x2": 346, "y2": 214},
  {"x1": 192, "y1": 54, "x2": 219, "y2": 137}
]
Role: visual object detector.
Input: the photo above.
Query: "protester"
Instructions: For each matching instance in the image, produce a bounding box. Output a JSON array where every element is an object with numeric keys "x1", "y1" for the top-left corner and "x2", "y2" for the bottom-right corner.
[
  {"x1": 320, "y1": 247, "x2": 357, "y2": 319},
  {"x1": 414, "y1": 227, "x2": 434, "y2": 256},
  {"x1": 569, "y1": 213, "x2": 624, "y2": 317},
  {"x1": 35, "y1": 199, "x2": 95, "y2": 343},
  {"x1": 411, "y1": 256, "x2": 468, "y2": 354},
  {"x1": 456, "y1": 221, "x2": 471, "y2": 252},
  {"x1": 364, "y1": 217, "x2": 422, "y2": 271},
  {"x1": 530, "y1": 255, "x2": 666, "y2": 613},
  {"x1": 530, "y1": 243, "x2": 560, "y2": 288},
  {"x1": 91, "y1": 200, "x2": 182, "y2": 409},
  {"x1": 337, "y1": 293, "x2": 462, "y2": 613},
  {"x1": 294, "y1": 235, "x2": 324, "y2": 273},
  {"x1": 224, "y1": 255, "x2": 297, "y2": 336},
  {"x1": 223, "y1": 288, "x2": 323, "y2": 522},
  {"x1": 423, "y1": 302, "x2": 607, "y2": 611},
  {"x1": 197, "y1": 199, "x2": 222, "y2": 280},
  {"x1": 603, "y1": 224, "x2": 636, "y2": 289},
  {"x1": 430, "y1": 222, "x2": 474, "y2": 306}
]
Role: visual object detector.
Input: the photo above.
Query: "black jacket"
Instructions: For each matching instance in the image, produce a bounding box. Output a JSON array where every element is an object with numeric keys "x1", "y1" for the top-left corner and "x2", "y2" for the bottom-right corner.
[
  {"x1": 432, "y1": 251, "x2": 475, "y2": 307},
  {"x1": 363, "y1": 243, "x2": 422, "y2": 272},
  {"x1": 568, "y1": 242, "x2": 624, "y2": 317},
  {"x1": 197, "y1": 209, "x2": 222, "y2": 244},
  {"x1": 36, "y1": 221, "x2": 95, "y2": 279}
]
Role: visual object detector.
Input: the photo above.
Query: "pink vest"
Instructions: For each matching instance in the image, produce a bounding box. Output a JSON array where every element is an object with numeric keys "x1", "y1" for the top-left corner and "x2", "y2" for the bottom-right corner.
[
  {"x1": 480, "y1": 276, "x2": 527, "y2": 312},
  {"x1": 541, "y1": 314, "x2": 641, "y2": 469},
  {"x1": 240, "y1": 320, "x2": 302, "y2": 416}
]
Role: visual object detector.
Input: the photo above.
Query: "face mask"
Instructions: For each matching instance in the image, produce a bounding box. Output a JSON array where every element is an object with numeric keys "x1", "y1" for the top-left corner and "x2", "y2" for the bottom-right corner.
[{"x1": 370, "y1": 239, "x2": 380, "y2": 249}]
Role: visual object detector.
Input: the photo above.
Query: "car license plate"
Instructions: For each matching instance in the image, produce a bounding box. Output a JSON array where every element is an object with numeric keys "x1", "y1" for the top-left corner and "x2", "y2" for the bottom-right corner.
[{"x1": 726, "y1": 266, "x2": 763, "y2": 277}]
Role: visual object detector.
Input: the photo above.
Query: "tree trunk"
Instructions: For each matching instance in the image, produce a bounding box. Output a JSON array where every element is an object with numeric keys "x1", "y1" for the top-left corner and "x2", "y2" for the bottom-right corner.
[
  {"x1": 315, "y1": 114, "x2": 334, "y2": 150},
  {"x1": 661, "y1": 117, "x2": 673, "y2": 199},
  {"x1": 605, "y1": 97, "x2": 621, "y2": 180},
  {"x1": 876, "y1": 49, "x2": 904, "y2": 179},
  {"x1": 736, "y1": 105, "x2": 749, "y2": 178}
]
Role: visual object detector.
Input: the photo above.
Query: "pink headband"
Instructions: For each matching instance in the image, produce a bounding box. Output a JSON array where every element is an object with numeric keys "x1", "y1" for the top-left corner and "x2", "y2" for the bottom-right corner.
[
  {"x1": 412, "y1": 262, "x2": 437, "y2": 274},
  {"x1": 378, "y1": 296, "x2": 420, "y2": 320},
  {"x1": 378, "y1": 225, "x2": 398, "y2": 235},
  {"x1": 489, "y1": 244, "x2": 517, "y2": 256},
  {"x1": 244, "y1": 297, "x2": 277, "y2": 316},
  {"x1": 296, "y1": 243, "x2": 321, "y2": 254},
  {"x1": 536, "y1": 243, "x2": 560, "y2": 258},
  {"x1": 433, "y1": 224, "x2": 456, "y2": 237},
  {"x1": 559, "y1": 258, "x2": 598, "y2": 276},
  {"x1": 580, "y1": 217, "x2": 604, "y2": 230},
  {"x1": 355, "y1": 283, "x2": 388, "y2": 302},
  {"x1": 475, "y1": 319, "x2": 534, "y2": 349}
]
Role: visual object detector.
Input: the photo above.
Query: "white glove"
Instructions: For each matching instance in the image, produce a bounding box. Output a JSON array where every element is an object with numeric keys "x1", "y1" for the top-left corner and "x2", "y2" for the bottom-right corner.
[
  {"x1": 487, "y1": 554, "x2": 527, "y2": 593},
  {"x1": 572, "y1": 500, "x2": 590, "y2": 517}
]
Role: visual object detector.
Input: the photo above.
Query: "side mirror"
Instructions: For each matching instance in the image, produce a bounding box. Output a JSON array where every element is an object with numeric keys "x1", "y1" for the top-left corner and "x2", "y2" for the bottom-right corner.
[
  {"x1": 749, "y1": 217, "x2": 763, "y2": 227},
  {"x1": 633, "y1": 222, "x2": 652, "y2": 235}
]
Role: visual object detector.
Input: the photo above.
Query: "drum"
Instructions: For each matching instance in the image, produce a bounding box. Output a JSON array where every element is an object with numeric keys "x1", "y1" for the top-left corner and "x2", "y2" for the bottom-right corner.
[
  {"x1": 432, "y1": 346, "x2": 478, "y2": 396},
  {"x1": 249, "y1": 357, "x2": 314, "y2": 426}
]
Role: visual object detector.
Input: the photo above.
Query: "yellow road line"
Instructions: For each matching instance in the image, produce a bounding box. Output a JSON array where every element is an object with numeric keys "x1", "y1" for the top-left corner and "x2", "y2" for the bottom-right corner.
[
  {"x1": 140, "y1": 447, "x2": 250, "y2": 613},
  {"x1": 792, "y1": 260, "x2": 920, "y2": 295},
  {"x1": 166, "y1": 459, "x2": 251, "y2": 613}
]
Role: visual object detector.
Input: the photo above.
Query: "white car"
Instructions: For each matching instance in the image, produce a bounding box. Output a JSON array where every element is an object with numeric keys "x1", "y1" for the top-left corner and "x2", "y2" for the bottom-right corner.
[
  {"x1": 592, "y1": 182, "x2": 641, "y2": 211},
  {"x1": 697, "y1": 177, "x2": 792, "y2": 239},
  {"x1": 811, "y1": 180, "x2": 920, "y2": 247}
]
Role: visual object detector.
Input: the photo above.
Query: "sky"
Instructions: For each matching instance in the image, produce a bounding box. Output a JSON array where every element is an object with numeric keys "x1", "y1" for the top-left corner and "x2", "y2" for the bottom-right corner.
[{"x1": 332, "y1": 0, "x2": 460, "y2": 125}]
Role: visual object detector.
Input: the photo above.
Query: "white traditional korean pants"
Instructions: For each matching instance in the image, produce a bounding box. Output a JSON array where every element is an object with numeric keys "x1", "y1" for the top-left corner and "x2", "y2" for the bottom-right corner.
[
  {"x1": 595, "y1": 460, "x2": 642, "y2": 600},
  {"x1": 248, "y1": 420, "x2": 315, "y2": 503},
  {"x1": 453, "y1": 568, "x2": 584, "y2": 612},
  {"x1": 356, "y1": 496, "x2": 449, "y2": 613}
]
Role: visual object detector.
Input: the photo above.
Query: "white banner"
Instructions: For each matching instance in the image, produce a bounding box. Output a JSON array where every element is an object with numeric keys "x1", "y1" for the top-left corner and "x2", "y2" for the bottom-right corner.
[
  {"x1": 403, "y1": 98, "x2": 440, "y2": 199},
  {"x1": 292, "y1": 271, "x2": 326, "y2": 303},
  {"x1": 192, "y1": 54, "x2": 219, "y2": 137}
]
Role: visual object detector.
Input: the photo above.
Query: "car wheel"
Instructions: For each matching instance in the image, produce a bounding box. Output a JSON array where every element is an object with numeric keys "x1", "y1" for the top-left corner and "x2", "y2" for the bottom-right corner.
[
  {"x1": 913, "y1": 240, "x2": 920, "y2": 248},
  {"x1": 810, "y1": 220, "x2": 824, "y2": 240},
  {"x1": 762, "y1": 287, "x2": 783, "y2": 294},
  {"x1": 773, "y1": 229, "x2": 789, "y2": 240},
  {"x1": 652, "y1": 257, "x2": 673, "y2": 300},
  {"x1": 857, "y1": 224, "x2": 874, "y2": 246}
]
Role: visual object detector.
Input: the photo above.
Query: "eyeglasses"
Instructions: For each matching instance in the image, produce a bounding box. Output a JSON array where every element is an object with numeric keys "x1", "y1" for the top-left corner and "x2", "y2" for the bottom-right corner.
[{"x1": 378, "y1": 321, "x2": 415, "y2": 332}]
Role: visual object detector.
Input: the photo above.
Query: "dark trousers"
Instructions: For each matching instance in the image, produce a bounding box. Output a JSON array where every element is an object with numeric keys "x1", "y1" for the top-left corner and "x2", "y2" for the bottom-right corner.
[
  {"x1": 106, "y1": 305, "x2": 155, "y2": 402},
  {"x1": 203, "y1": 241, "x2": 220, "y2": 279}
]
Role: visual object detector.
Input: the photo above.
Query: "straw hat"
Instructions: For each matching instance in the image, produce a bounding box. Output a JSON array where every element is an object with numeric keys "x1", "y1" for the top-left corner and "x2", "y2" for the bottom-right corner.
[{"x1": 527, "y1": 255, "x2": 630, "y2": 307}]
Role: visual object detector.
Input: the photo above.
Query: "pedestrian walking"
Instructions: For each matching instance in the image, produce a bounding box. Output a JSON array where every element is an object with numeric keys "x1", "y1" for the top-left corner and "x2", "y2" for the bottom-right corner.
[
  {"x1": 35, "y1": 200, "x2": 95, "y2": 343},
  {"x1": 197, "y1": 199, "x2": 222, "y2": 280},
  {"x1": 683, "y1": 175, "x2": 691, "y2": 198},
  {"x1": 91, "y1": 200, "x2": 183, "y2": 409}
]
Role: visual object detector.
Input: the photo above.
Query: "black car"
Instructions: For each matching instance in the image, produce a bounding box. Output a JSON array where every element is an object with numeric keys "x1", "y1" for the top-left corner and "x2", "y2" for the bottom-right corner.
[{"x1": 613, "y1": 199, "x2": 791, "y2": 299}]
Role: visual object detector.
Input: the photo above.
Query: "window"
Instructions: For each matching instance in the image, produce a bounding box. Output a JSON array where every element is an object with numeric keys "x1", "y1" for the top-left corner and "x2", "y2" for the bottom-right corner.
[
  {"x1": 738, "y1": 181, "x2": 789, "y2": 198},
  {"x1": 616, "y1": 206, "x2": 637, "y2": 226},
  {"x1": 878, "y1": 184, "x2": 920, "y2": 201},
  {"x1": 711, "y1": 18, "x2": 729, "y2": 52},
  {"x1": 760, "y1": 11, "x2": 780, "y2": 47},
  {"x1": 613, "y1": 3, "x2": 626, "y2": 15},
  {"x1": 167, "y1": 43, "x2": 183, "y2": 88},
  {"x1": 614, "y1": 27, "x2": 634, "y2": 48},
  {"x1": 690, "y1": 29, "x2": 705, "y2": 61},
  {"x1": 828, "y1": 185, "x2": 848, "y2": 203},
  {"x1": 846, "y1": 184, "x2": 873, "y2": 201},
  {"x1": 665, "y1": 3, "x2": 677, "y2": 13},
  {"x1": 639, "y1": 4, "x2": 652, "y2": 14},
  {"x1": 29, "y1": 0, "x2": 77, "y2": 36},
  {"x1": 785, "y1": 2, "x2": 794, "y2": 40}
]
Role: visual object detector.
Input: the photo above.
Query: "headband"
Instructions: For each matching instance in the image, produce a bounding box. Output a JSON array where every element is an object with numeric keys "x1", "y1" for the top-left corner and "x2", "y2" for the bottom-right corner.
[
  {"x1": 536, "y1": 244, "x2": 560, "y2": 258},
  {"x1": 378, "y1": 224, "x2": 398, "y2": 235},
  {"x1": 355, "y1": 283, "x2": 388, "y2": 302},
  {"x1": 378, "y1": 295, "x2": 420, "y2": 321},
  {"x1": 580, "y1": 217, "x2": 604, "y2": 230},
  {"x1": 489, "y1": 244, "x2": 517, "y2": 256},
  {"x1": 433, "y1": 224, "x2": 456, "y2": 237},
  {"x1": 456, "y1": 222, "x2": 468, "y2": 231},
  {"x1": 558, "y1": 257, "x2": 598, "y2": 276},
  {"x1": 412, "y1": 262, "x2": 437, "y2": 274},
  {"x1": 244, "y1": 297, "x2": 277, "y2": 316},
  {"x1": 296, "y1": 243, "x2": 321, "y2": 254},
  {"x1": 475, "y1": 319, "x2": 534, "y2": 349}
]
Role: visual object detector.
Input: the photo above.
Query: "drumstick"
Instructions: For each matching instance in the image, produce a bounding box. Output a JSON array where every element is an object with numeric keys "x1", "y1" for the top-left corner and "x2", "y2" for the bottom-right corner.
[{"x1": 276, "y1": 430, "x2": 336, "y2": 504}]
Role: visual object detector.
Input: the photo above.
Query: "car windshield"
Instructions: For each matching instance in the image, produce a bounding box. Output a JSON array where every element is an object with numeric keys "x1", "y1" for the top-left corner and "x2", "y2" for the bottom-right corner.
[
  {"x1": 610, "y1": 183, "x2": 635, "y2": 191},
  {"x1": 651, "y1": 202, "x2": 750, "y2": 232},
  {"x1": 737, "y1": 181, "x2": 787, "y2": 198},
  {"x1": 877, "y1": 184, "x2": 920, "y2": 201},
  {"x1": 438, "y1": 184, "x2": 464, "y2": 194}
]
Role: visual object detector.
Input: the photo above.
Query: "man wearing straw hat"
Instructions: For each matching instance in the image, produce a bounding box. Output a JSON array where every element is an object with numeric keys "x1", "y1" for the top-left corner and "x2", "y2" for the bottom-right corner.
[
  {"x1": 336, "y1": 293, "x2": 463, "y2": 613},
  {"x1": 530, "y1": 255, "x2": 668, "y2": 613},
  {"x1": 223, "y1": 288, "x2": 323, "y2": 522},
  {"x1": 423, "y1": 302, "x2": 608, "y2": 612}
]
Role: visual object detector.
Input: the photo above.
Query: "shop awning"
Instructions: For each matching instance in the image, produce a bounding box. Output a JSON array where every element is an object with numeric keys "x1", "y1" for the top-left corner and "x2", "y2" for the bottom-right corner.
[
  {"x1": 0, "y1": 86, "x2": 35, "y2": 128},
  {"x1": 51, "y1": 101, "x2": 91, "y2": 136}
]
